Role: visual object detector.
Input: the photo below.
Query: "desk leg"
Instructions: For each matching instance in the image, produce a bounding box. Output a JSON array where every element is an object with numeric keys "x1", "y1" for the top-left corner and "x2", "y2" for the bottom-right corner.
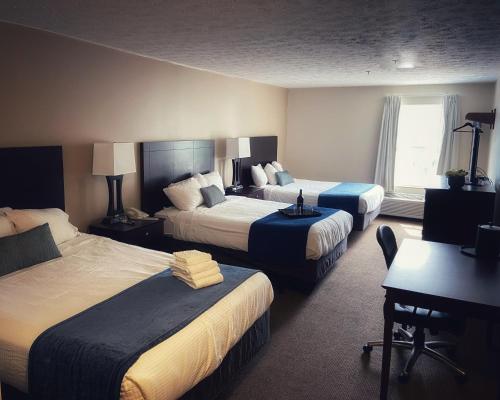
[{"x1": 380, "y1": 292, "x2": 395, "y2": 400}]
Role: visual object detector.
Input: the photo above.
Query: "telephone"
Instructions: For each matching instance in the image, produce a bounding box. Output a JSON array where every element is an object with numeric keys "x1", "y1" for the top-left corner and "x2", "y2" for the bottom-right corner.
[{"x1": 125, "y1": 207, "x2": 149, "y2": 220}]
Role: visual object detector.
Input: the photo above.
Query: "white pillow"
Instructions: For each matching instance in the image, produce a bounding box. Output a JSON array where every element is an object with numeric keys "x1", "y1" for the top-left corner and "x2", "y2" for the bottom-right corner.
[
  {"x1": 272, "y1": 161, "x2": 284, "y2": 172},
  {"x1": 193, "y1": 173, "x2": 208, "y2": 187},
  {"x1": 164, "y1": 177, "x2": 204, "y2": 211},
  {"x1": 203, "y1": 171, "x2": 224, "y2": 192},
  {"x1": 251, "y1": 164, "x2": 268, "y2": 187},
  {"x1": 0, "y1": 216, "x2": 15, "y2": 238},
  {"x1": 264, "y1": 163, "x2": 278, "y2": 185},
  {"x1": 5, "y1": 208, "x2": 79, "y2": 245}
]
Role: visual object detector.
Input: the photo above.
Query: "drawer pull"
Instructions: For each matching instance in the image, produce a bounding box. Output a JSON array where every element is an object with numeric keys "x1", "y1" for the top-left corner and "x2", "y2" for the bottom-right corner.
[{"x1": 145, "y1": 231, "x2": 150, "y2": 236}]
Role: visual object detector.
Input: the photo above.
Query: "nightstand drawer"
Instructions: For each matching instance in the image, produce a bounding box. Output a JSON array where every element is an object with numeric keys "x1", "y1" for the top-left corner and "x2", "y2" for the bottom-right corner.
[
  {"x1": 89, "y1": 219, "x2": 164, "y2": 250},
  {"x1": 123, "y1": 222, "x2": 163, "y2": 245}
]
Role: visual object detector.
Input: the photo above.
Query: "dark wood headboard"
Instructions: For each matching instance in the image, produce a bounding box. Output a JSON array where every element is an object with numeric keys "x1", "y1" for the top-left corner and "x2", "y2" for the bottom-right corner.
[
  {"x1": 240, "y1": 136, "x2": 278, "y2": 186},
  {"x1": 0, "y1": 146, "x2": 65, "y2": 210},
  {"x1": 140, "y1": 140, "x2": 215, "y2": 214}
]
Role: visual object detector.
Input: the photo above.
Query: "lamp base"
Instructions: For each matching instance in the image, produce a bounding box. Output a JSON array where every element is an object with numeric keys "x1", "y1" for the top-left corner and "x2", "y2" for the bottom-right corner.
[
  {"x1": 104, "y1": 175, "x2": 125, "y2": 224},
  {"x1": 232, "y1": 158, "x2": 242, "y2": 187}
]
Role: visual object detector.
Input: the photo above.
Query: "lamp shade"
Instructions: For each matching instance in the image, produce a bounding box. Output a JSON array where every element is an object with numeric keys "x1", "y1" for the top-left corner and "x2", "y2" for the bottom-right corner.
[
  {"x1": 92, "y1": 142, "x2": 136, "y2": 176},
  {"x1": 226, "y1": 137, "x2": 251, "y2": 159}
]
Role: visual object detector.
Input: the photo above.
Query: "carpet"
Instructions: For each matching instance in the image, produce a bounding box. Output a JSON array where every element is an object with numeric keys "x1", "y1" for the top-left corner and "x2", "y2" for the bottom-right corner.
[{"x1": 222, "y1": 217, "x2": 499, "y2": 400}]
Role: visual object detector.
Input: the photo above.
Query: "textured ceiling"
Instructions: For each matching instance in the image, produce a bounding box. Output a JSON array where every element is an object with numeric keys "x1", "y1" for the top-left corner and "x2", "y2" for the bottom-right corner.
[{"x1": 1, "y1": 0, "x2": 500, "y2": 88}]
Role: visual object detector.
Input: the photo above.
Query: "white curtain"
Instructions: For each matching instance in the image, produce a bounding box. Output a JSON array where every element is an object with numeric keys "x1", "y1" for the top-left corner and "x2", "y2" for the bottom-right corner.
[
  {"x1": 374, "y1": 96, "x2": 401, "y2": 192},
  {"x1": 436, "y1": 95, "x2": 460, "y2": 175}
]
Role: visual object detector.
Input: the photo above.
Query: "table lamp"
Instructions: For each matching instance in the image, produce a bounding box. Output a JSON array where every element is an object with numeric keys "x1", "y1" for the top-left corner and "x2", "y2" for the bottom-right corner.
[
  {"x1": 92, "y1": 142, "x2": 136, "y2": 224},
  {"x1": 226, "y1": 137, "x2": 251, "y2": 190}
]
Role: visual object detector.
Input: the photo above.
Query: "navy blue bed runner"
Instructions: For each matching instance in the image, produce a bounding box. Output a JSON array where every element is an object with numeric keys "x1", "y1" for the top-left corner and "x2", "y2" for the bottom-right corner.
[
  {"x1": 248, "y1": 206, "x2": 339, "y2": 267},
  {"x1": 318, "y1": 182, "x2": 375, "y2": 216},
  {"x1": 28, "y1": 265, "x2": 257, "y2": 400}
]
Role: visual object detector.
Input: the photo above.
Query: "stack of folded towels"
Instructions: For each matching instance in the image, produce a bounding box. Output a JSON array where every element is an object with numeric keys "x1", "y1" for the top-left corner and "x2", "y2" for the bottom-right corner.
[{"x1": 171, "y1": 250, "x2": 224, "y2": 289}]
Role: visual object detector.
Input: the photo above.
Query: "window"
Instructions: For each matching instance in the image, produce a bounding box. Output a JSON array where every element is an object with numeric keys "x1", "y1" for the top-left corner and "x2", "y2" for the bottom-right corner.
[{"x1": 394, "y1": 97, "x2": 444, "y2": 192}]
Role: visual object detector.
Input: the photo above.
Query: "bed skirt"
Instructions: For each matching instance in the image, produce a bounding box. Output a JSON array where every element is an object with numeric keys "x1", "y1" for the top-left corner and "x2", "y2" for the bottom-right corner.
[
  {"x1": 353, "y1": 206, "x2": 381, "y2": 231},
  {"x1": 163, "y1": 236, "x2": 348, "y2": 289},
  {"x1": 1, "y1": 310, "x2": 271, "y2": 400},
  {"x1": 181, "y1": 309, "x2": 270, "y2": 399}
]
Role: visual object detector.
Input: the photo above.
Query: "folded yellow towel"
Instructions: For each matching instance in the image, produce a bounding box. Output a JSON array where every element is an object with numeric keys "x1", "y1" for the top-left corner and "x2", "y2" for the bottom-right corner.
[
  {"x1": 172, "y1": 266, "x2": 221, "y2": 282},
  {"x1": 175, "y1": 272, "x2": 224, "y2": 289},
  {"x1": 171, "y1": 259, "x2": 219, "y2": 275},
  {"x1": 173, "y1": 250, "x2": 211, "y2": 265}
]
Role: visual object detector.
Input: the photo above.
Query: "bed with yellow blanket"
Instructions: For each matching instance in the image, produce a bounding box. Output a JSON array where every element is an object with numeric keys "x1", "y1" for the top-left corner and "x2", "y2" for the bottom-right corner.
[{"x1": 0, "y1": 233, "x2": 273, "y2": 400}]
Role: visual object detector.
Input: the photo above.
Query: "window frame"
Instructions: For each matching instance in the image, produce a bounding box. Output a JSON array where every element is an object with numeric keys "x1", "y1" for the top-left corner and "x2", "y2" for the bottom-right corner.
[{"x1": 393, "y1": 96, "x2": 444, "y2": 193}]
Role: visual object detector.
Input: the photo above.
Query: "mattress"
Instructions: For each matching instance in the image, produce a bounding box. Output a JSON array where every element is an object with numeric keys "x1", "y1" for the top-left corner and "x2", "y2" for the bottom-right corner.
[
  {"x1": 155, "y1": 196, "x2": 353, "y2": 260},
  {"x1": 0, "y1": 234, "x2": 273, "y2": 400},
  {"x1": 262, "y1": 179, "x2": 385, "y2": 214}
]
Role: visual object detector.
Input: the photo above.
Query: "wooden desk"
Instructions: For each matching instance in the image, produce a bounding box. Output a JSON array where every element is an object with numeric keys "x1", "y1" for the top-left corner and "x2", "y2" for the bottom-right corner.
[{"x1": 380, "y1": 239, "x2": 500, "y2": 400}]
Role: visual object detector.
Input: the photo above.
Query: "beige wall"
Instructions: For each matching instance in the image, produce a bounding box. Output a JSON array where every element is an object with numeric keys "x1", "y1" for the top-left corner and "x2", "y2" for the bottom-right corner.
[
  {"x1": 0, "y1": 22, "x2": 287, "y2": 229},
  {"x1": 487, "y1": 80, "x2": 500, "y2": 183},
  {"x1": 285, "y1": 83, "x2": 495, "y2": 183}
]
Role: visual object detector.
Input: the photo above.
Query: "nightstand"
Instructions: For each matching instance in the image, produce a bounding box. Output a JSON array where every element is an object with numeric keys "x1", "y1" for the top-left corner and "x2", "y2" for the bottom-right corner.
[
  {"x1": 225, "y1": 186, "x2": 265, "y2": 200},
  {"x1": 88, "y1": 218, "x2": 164, "y2": 250}
]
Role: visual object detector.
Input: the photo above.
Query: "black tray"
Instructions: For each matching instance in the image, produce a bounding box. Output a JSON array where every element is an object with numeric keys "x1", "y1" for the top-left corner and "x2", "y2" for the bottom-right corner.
[{"x1": 279, "y1": 207, "x2": 322, "y2": 218}]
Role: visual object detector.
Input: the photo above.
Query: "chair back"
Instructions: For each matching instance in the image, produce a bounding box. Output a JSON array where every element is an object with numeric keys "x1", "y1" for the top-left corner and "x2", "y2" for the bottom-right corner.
[{"x1": 376, "y1": 225, "x2": 398, "y2": 268}]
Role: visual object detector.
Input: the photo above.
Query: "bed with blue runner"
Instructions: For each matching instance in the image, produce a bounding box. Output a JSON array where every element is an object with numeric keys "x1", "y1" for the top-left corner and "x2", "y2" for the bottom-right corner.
[
  {"x1": 248, "y1": 206, "x2": 339, "y2": 267},
  {"x1": 318, "y1": 182, "x2": 375, "y2": 216},
  {"x1": 28, "y1": 265, "x2": 257, "y2": 400}
]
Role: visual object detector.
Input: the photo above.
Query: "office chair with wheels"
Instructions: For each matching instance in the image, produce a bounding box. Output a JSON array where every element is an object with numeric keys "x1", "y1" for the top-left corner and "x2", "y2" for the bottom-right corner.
[{"x1": 363, "y1": 225, "x2": 466, "y2": 382}]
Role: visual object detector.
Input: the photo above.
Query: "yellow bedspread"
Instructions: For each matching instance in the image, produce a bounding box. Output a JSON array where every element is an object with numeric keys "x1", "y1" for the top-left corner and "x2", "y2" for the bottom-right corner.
[{"x1": 0, "y1": 234, "x2": 273, "y2": 400}]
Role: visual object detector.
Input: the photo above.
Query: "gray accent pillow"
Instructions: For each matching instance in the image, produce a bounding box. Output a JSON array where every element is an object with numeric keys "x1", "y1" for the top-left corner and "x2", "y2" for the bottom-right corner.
[
  {"x1": 0, "y1": 223, "x2": 62, "y2": 277},
  {"x1": 276, "y1": 170, "x2": 295, "y2": 186},
  {"x1": 200, "y1": 185, "x2": 227, "y2": 208}
]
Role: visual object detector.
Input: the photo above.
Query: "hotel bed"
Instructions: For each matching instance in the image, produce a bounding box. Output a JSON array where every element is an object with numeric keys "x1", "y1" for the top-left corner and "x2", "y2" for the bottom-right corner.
[
  {"x1": 141, "y1": 140, "x2": 353, "y2": 287},
  {"x1": 0, "y1": 233, "x2": 273, "y2": 400},
  {"x1": 239, "y1": 136, "x2": 384, "y2": 231},
  {"x1": 260, "y1": 179, "x2": 384, "y2": 231},
  {"x1": 0, "y1": 146, "x2": 273, "y2": 400},
  {"x1": 156, "y1": 195, "x2": 352, "y2": 260}
]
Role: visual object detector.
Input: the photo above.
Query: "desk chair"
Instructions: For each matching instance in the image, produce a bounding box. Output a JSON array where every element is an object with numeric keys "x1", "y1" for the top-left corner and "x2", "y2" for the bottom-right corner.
[{"x1": 363, "y1": 225, "x2": 466, "y2": 382}]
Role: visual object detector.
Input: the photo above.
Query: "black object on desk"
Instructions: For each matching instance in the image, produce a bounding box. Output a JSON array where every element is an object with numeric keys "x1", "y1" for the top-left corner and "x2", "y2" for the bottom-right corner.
[
  {"x1": 461, "y1": 223, "x2": 500, "y2": 259},
  {"x1": 423, "y1": 183, "x2": 496, "y2": 245},
  {"x1": 225, "y1": 186, "x2": 265, "y2": 200},
  {"x1": 379, "y1": 239, "x2": 500, "y2": 400},
  {"x1": 88, "y1": 218, "x2": 164, "y2": 250}
]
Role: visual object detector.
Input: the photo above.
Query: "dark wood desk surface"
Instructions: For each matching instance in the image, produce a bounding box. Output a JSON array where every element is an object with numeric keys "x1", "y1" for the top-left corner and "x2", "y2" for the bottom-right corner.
[
  {"x1": 379, "y1": 239, "x2": 500, "y2": 400},
  {"x1": 384, "y1": 239, "x2": 500, "y2": 312},
  {"x1": 425, "y1": 181, "x2": 495, "y2": 192}
]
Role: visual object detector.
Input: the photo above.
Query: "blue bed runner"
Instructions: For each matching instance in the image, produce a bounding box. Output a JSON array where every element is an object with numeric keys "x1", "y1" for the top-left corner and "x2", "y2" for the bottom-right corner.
[
  {"x1": 28, "y1": 265, "x2": 258, "y2": 400},
  {"x1": 248, "y1": 206, "x2": 339, "y2": 267},
  {"x1": 318, "y1": 182, "x2": 375, "y2": 216}
]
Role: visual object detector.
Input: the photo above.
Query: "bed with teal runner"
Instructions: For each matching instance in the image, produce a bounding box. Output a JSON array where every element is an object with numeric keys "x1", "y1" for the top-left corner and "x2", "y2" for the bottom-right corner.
[
  {"x1": 248, "y1": 206, "x2": 339, "y2": 267},
  {"x1": 318, "y1": 182, "x2": 375, "y2": 216}
]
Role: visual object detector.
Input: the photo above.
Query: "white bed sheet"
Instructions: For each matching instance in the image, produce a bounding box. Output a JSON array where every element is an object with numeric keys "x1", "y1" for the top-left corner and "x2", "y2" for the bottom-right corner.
[
  {"x1": 262, "y1": 179, "x2": 385, "y2": 214},
  {"x1": 0, "y1": 233, "x2": 273, "y2": 400},
  {"x1": 155, "y1": 196, "x2": 353, "y2": 260}
]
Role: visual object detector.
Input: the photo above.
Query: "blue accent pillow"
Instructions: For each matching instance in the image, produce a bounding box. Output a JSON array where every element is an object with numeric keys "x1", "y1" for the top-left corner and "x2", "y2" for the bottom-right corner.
[
  {"x1": 276, "y1": 170, "x2": 294, "y2": 186},
  {"x1": 200, "y1": 185, "x2": 226, "y2": 208},
  {"x1": 0, "y1": 223, "x2": 61, "y2": 277}
]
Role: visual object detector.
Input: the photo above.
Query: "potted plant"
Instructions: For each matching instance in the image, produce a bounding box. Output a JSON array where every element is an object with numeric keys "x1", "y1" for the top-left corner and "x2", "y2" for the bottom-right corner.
[{"x1": 445, "y1": 169, "x2": 467, "y2": 190}]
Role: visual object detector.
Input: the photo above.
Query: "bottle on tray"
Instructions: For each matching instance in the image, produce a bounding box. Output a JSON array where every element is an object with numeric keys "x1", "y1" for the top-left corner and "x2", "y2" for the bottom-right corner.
[{"x1": 297, "y1": 189, "x2": 304, "y2": 215}]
